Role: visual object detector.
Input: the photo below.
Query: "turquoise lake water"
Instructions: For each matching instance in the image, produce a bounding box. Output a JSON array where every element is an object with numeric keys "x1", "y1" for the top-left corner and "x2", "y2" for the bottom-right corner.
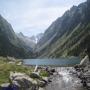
[{"x1": 23, "y1": 57, "x2": 81, "y2": 66}]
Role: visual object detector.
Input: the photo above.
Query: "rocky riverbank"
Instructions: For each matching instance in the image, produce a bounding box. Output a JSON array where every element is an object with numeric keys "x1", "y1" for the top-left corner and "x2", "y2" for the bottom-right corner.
[
  {"x1": 0, "y1": 66, "x2": 88, "y2": 90},
  {"x1": 42, "y1": 67, "x2": 87, "y2": 90},
  {"x1": 0, "y1": 59, "x2": 56, "y2": 90},
  {"x1": 0, "y1": 56, "x2": 90, "y2": 90}
]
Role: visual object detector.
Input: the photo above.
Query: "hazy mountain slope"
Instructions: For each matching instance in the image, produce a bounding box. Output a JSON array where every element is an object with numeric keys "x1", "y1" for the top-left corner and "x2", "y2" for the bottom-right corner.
[
  {"x1": 17, "y1": 32, "x2": 36, "y2": 49},
  {"x1": 36, "y1": 33, "x2": 43, "y2": 43},
  {"x1": 0, "y1": 15, "x2": 33, "y2": 58},
  {"x1": 36, "y1": 0, "x2": 90, "y2": 58}
]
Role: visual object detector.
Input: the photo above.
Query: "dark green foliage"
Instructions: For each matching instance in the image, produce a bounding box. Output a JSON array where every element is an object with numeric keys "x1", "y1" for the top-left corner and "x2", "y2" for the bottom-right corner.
[{"x1": 0, "y1": 15, "x2": 34, "y2": 58}]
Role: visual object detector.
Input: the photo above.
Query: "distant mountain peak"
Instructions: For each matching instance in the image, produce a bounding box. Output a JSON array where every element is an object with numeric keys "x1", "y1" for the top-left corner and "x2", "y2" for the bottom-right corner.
[{"x1": 18, "y1": 32, "x2": 24, "y2": 37}]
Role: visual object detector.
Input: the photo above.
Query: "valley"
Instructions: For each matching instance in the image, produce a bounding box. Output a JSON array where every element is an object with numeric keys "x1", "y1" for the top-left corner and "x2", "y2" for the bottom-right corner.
[
  {"x1": 0, "y1": 0, "x2": 90, "y2": 59},
  {"x1": 0, "y1": 0, "x2": 90, "y2": 90}
]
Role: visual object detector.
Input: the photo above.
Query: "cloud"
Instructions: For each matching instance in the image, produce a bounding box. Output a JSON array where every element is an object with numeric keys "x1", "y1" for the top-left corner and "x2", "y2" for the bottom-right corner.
[{"x1": 0, "y1": 0, "x2": 86, "y2": 36}]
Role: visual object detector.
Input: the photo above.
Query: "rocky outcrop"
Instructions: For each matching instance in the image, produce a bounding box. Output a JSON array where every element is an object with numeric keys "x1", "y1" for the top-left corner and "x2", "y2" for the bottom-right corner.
[
  {"x1": 0, "y1": 71, "x2": 49, "y2": 90},
  {"x1": 0, "y1": 66, "x2": 57, "y2": 90},
  {"x1": 74, "y1": 55, "x2": 90, "y2": 88},
  {"x1": 80, "y1": 55, "x2": 90, "y2": 66},
  {"x1": 30, "y1": 72, "x2": 41, "y2": 79},
  {"x1": 9, "y1": 72, "x2": 37, "y2": 90}
]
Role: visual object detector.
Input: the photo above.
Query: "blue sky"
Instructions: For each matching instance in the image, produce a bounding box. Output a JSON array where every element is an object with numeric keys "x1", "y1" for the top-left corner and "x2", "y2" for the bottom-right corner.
[{"x1": 0, "y1": 0, "x2": 86, "y2": 36}]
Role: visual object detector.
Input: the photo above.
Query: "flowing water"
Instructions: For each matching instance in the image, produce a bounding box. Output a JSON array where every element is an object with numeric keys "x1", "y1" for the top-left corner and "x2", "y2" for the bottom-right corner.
[
  {"x1": 42, "y1": 67, "x2": 87, "y2": 90},
  {"x1": 23, "y1": 58, "x2": 87, "y2": 90}
]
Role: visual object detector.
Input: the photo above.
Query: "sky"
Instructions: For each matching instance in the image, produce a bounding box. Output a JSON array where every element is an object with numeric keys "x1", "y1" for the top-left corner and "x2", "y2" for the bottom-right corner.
[{"x1": 0, "y1": 0, "x2": 86, "y2": 36}]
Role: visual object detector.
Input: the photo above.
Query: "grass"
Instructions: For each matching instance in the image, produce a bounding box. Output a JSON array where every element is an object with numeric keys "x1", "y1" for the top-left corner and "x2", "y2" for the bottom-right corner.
[
  {"x1": 0, "y1": 57, "x2": 34, "y2": 84},
  {"x1": 40, "y1": 70, "x2": 49, "y2": 77},
  {"x1": 0, "y1": 56, "x2": 50, "y2": 85}
]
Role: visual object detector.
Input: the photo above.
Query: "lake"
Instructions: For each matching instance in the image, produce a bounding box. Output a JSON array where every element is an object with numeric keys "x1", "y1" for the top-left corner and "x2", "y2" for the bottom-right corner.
[{"x1": 23, "y1": 57, "x2": 81, "y2": 66}]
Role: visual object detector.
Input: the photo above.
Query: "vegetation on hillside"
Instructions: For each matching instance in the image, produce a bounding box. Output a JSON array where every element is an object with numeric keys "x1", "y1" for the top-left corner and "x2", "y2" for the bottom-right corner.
[{"x1": 35, "y1": 0, "x2": 90, "y2": 58}]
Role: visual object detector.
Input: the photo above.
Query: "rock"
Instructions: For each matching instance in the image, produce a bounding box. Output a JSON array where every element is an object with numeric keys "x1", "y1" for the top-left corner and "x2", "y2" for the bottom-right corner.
[
  {"x1": 50, "y1": 69, "x2": 56, "y2": 73},
  {"x1": 1, "y1": 83, "x2": 10, "y2": 88},
  {"x1": 29, "y1": 73, "x2": 48, "y2": 87},
  {"x1": 30, "y1": 72, "x2": 40, "y2": 79},
  {"x1": 84, "y1": 71, "x2": 90, "y2": 76},
  {"x1": 80, "y1": 55, "x2": 90, "y2": 66},
  {"x1": 42, "y1": 77, "x2": 48, "y2": 82},
  {"x1": 17, "y1": 62, "x2": 22, "y2": 65},
  {"x1": 34, "y1": 65, "x2": 38, "y2": 72},
  {"x1": 9, "y1": 72, "x2": 39, "y2": 90},
  {"x1": 46, "y1": 68, "x2": 56, "y2": 75},
  {"x1": 8, "y1": 61, "x2": 15, "y2": 64},
  {"x1": 0, "y1": 83, "x2": 12, "y2": 90},
  {"x1": 10, "y1": 72, "x2": 26, "y2": 80},
  {"x1": 37, "y1": 80, "x2": 47, "y2": 87},
  {"x1": 39, "y1": 87, "x2": 44, "y2": 90},
  {"x1": 0, "y1": 83, "x2": 19, "y2": 90},
  {"x1": 7, "y1": 56, "x2": 16, "y2": 61},
  {"x1": 9, "y1": 71, "x2": 50, "y2": 89}
]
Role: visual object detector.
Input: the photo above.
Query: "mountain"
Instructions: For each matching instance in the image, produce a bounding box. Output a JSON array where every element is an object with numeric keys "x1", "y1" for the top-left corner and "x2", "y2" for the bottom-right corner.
[
  {"x1": 0, "y1": 15, "x2": 34, "y2": 58},
  {"x1": 17, "y1": 32, "x2": 36, "y2": 49},
  {"x1": 35, "y1": 0, "x2": 90, "y2": 58},
  {"x1": 30, "y1": 35, "x2": 37, "y2": 43},
  {"x1": 36, "y1": 33, "x2": 43, "y2": 43}
]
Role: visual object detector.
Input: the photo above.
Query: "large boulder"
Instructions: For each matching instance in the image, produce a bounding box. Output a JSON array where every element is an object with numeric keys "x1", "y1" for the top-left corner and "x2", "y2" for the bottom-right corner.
[
  {"x1": 50, "y1": 69, "x2": 56, "y2": 73},
  {"x1": 37, "y1": 80, "x2": 47, "y2": 87},
  {"x1": 0, "y1": 83, "x2": 13, "y2": 90},
  {"x1": 9, "y1": 72, "x2": 39, "y2": 90},
  {"x1": 30, "y1": 72, "x2": 40, "y2": 79},
  {"x1": 9, "y1": 71, "x2": 48, "y2": 90}
]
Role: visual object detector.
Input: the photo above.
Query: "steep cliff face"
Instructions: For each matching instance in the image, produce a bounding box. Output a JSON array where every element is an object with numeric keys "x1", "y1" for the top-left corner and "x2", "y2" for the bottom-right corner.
[
  {"x1": 0, "y1": 15, "x2": 33, "y2": 58},
  {"x1": 36, "y1": 0, "x2": 90, "y2": 58}
]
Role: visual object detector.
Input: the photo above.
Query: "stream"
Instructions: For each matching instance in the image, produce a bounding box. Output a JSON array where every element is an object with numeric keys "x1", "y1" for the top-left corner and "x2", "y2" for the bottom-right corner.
[{"x1": 40, "y1": 67, "x2": 87, "y2": 90}]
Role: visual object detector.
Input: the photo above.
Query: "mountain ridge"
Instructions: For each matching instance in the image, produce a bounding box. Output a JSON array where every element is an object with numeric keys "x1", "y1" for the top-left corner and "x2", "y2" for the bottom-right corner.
[
  {"x1": 0, "y1": 15, "x2": 34, "y2": 58},
  {"x1": 35, "y1": 0, "x2": 90, "y2": 58},
  {"x1": 0, "y1": 0, "x2": 90, "y2": 59}
]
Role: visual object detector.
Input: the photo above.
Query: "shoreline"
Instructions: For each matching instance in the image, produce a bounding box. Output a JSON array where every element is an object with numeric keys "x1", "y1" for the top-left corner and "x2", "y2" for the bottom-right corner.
[
  {"x1": 0, "y1": 56, "x2": 89, "y2": 90},
  {"x1": 42, "y1": 67, "x2": 86, "y2": 90}
]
